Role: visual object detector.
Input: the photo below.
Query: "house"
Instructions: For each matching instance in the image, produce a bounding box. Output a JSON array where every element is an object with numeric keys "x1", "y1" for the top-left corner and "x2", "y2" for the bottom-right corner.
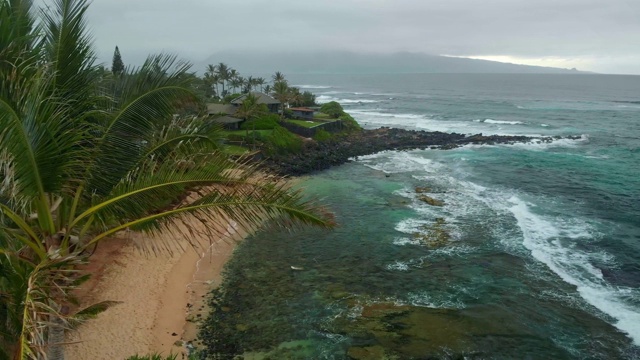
[
  {"x1": 206, "y1": 91, "x2": 281, "y2": 130},
  {"x1": 231, "y1": 91, "x2": 281, "y2": 114},
  {"x1": 206, "y1": 104, "x2": 243, "y2": 130},
  {"x1": 289, "y1": 107, "x2": 315, "y2": 120}
]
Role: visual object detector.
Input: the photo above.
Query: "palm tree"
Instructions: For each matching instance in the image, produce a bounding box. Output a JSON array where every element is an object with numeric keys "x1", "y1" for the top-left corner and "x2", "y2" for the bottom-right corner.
[
  {"x1": 273, "y1": 80, "x2": 290, "y2": 118},
  {"x1": 236, "y1": 76, "x2": 247, "y2": 94},
  {"x1": 0, "y1": 1, "x2": 334, "y2": 359},
  {"x1": 289, "y1": 87, "x2": 303, "y2": 107},
  {"x1": 255, "y1": 77, "x2": 266, "y2": 92},
  {"x1": 245, "y1": 76, "x2": 255, "y2": 93},
  {"x1": 272, "y1": 71, "x2": 286, "y2": 84},
  {"x1": 215, "y1": 62, "x2": 230, "y2": 96},
  {"x1": 264, "y1": 84, "x2": 272, "y2": 95},
  {"x1": 235, "y1": 93, "x2": 267, "y2": 150},
  {"x1": 204, "y1": 64, "x2": 220, "y2": 98},
  {"x1": 230, "y1": 77, "x2": 243, "y2": 94}
]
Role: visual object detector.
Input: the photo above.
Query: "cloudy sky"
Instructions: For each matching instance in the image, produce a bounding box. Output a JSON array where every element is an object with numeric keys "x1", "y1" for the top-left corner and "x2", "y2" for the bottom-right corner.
[{"x1": 81, "y1": 0, "x2": 640, "y2": 74}]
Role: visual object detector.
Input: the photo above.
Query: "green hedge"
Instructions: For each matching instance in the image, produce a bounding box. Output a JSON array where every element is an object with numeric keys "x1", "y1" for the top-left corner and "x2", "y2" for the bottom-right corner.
[
  {"x1": 240, "y1": 114, "x2": 280, "y2": 130},
  {"x1": 313, "y1": 128, "x2": 332, "y2": 142},
  {"x1": 263, "y1": 126, "x2": 302, "y2": 155}
]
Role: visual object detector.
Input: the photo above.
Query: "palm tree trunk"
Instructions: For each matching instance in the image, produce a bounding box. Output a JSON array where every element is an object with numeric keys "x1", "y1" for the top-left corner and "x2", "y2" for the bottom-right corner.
[{"x1": 47, "y1": 316, "x2": 65, "y2": 360}]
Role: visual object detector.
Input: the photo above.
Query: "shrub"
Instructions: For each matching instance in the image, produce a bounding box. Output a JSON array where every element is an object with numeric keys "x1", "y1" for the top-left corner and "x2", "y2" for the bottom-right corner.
[
  {"x1": 339, "y1": 112, "x2": 362, "y2": 132},
  {"x1": 301, "y1": 91, "x2": 317, "y2": 106},
  {"x1": 319, "y1": 101, "x2": 344, "y2": 118},
  {"x1": 240, "y1": 114, "x2": 280, "y2": 130},
  {"x1": 313, "y1": 128, "x2": 332, "y2": 142},
  {"x1": 263, "y1": 126, "x2": 302, "y2": 155}
]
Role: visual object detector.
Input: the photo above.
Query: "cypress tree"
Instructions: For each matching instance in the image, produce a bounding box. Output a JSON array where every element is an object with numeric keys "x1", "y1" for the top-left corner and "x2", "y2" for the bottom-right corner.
[{"x1": 111, "y1": 45, "x2": 125, "y2": 75}]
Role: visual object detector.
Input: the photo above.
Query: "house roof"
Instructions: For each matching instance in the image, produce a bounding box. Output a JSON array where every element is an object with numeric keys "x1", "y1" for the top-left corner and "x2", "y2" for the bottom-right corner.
[
  {"x1": 212, "y1": 116, "x2": 243, "y2": 124},
  {"x1": 289, "y1": 107, "x2": 315, "y2": 113},
  {"x1": 231, "y1": 91, "x2": 280, "y2": 105},
  {"x1": 206, "y1": 103, "x2": 236, "y2": 115}
]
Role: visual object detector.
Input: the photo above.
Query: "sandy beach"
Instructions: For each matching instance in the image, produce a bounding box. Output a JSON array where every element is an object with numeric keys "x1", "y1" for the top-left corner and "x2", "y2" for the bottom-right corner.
[{"x1": 65, "y1": 219, "x2": 244, "y2": 360}]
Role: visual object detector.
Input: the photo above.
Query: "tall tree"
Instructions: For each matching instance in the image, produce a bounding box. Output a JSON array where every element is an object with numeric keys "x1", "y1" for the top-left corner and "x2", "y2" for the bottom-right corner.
[
  {"x1": 235, "y1": 93, "x2": 268, "y2": 150},
  {"x1": 273, "y1": 80, "x2": 290, "y2": 118},
  {"x1": 111, "y1": 46, "x2": 125, "y2": 75},
  {"x1": 255, "y1": 77, "x2": 266, "y2": 92},
  {"x1": 215, "y1": 62, "x2": 230, "y2": 96},
  {"x1": 0, "y1": 1, "x2": 335, "y2": 359},
  {"x1": 272, "y1": 71, "x2": 285, "y2": 84}
]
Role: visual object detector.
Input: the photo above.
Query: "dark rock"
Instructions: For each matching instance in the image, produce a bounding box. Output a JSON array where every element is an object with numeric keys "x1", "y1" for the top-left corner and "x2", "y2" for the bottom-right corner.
[{"x1": 260, "y1": 127, "x2": 577, "y2": 177}]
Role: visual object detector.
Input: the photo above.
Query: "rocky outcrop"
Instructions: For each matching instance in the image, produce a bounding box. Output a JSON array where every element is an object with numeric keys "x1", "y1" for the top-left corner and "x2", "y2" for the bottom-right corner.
[{"x1": 261, "y1": 127, "x2": 579, "y2": 176}]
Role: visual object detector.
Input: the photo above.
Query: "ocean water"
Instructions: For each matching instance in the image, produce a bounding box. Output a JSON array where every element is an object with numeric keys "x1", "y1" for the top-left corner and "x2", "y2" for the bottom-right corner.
[{"x1": 203, "y1": 74, "x2": 640, "y2": 359}]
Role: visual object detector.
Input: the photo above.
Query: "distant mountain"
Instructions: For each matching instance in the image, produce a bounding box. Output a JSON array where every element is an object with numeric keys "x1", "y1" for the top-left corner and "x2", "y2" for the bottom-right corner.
[{"x1": 195, "y1": 51, "x2": 587, "y2": 75}]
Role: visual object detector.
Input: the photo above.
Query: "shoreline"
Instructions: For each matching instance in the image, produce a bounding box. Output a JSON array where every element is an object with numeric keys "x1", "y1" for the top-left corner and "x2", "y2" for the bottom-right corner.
[
  {"x1": 262, "y1": 127, "x2": 581, "y2": 176},
  {"x1": 65, "y1": 220, "x2": 244, "y2": 359}
]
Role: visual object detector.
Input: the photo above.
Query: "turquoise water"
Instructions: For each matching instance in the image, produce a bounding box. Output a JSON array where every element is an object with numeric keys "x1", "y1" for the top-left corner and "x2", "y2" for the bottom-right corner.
[{"x1": 202, "y1": 74, "x2": 640, "y2": 359}]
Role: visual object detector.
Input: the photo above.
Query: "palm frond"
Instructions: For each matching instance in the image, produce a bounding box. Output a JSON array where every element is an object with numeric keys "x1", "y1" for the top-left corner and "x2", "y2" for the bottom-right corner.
[
  {"x1": 41, "y1": 0, "x2": 100, "y2": 112},
  {"x1": 0, "y1": 68, "x2": 88, "y2": 233},
  {"x1": 84, "y1": 53, "x2": 197, "y2": 197},
  {"x1": 80, "y1": 155, "x2": 335, "y2": 251}
]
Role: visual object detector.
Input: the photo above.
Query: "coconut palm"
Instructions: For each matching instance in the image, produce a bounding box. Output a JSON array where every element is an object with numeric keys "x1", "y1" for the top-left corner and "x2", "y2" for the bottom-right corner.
[
  {"x1": 255, "y1": 77, "x2": 266, "y2": 92},
  {"x1": 215, "y1": 62, "x2": 230, "y2": 96},
  {"x1": 0, "y1": 1, "x2": 334, "y2": 359},
  {"x1": 204, "y1": 64, "x2": 220, "y2": 98},
  {"x1": 235, "y1": 93, "x2": 268, "y2": 150},
  {"x1": 244, "y1": 76, "x2": 256, "y2": 92},
  {"x1": 272, "y1": 71, "x2": 286, "y2": 84},
  {"x1": 273, "y1": 80, "x2": 290, "y2": 118},
  {"x1": 289, "y1": 87, "x2": 303, "y2": 107},
  {"x1": 230, "y1": 76, "x2": 243, "y2": 94}
]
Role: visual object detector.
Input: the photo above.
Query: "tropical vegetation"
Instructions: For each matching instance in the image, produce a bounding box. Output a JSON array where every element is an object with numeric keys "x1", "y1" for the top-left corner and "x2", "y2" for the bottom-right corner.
[{"x1": 0, "y1": 1, "x2": 335, "y2": 359}]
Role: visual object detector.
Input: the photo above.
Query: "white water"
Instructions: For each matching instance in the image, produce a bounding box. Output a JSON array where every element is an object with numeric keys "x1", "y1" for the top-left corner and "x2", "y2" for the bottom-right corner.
[
  {"x1": 506, "y1": 197, "x2": 640, "y2": 346},
  {"x1": 360, "y1": 148, "x2": 640, "y2": 346}
]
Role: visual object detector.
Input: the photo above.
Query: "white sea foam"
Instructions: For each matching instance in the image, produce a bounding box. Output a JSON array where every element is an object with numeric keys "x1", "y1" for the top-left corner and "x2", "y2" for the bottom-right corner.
[
  {"x1": 407, "y1": 291, "x2": 466, "y2": 309},
  {"x1": 507, "y1": 196, "x2": 640, "y2": 346},
  {"x1": 294, "y1": 84, "x2": 332, "y2": 89},
  {"x1": 484, "y1": 119, "x2": 525, "y2": 125},
  {"x1": 395, "y1": 218, "x2": 431, "y2": 234},
  {"x1": 358, "y1": 151, "x2": 442, "y2": 174},
  {"x1": 393, "y1": 237, "x2": 422, "y2": 246},
  {"x1": 473, "y1": 118, "x2": 524, "y2": 125},
  {"x1": 316, "y1": 95, "x2": 379, "y2": 104},
  {"x1": 541, "y1": 124, "x2": 550, "y2": 127},
  {"x1": 386, "y1": 261, "x2": 411, "y2": 271}
]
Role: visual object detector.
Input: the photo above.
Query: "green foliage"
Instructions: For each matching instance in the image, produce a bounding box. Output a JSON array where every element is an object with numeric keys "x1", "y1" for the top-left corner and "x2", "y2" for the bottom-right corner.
[
  {"x1": 222, "y1": 93, "x2": 242, "y2": 104},
  {"x1": 0, "y1": 0, "x2": 336, "y2": 358},
  {"x1": 263, "y1": 126, "x2": 302, "y2": 155},
  {"x1": 285, "y1": 119, "x2": 323, "y2": 128},
  {"x1": 240, "y1": 114, "x2": 280, "y2": 130},
  {"x1": 313, "y1": 128, "x2": 332, "y2": 142},
  {"x1": 319, "y1": 101, "x2": 344, "y2": 118},
  {"x1": 318, "y1": 102, "x2": 361, "y2": 132},
  {"x1": 339, "y1": 112, "x2": 363, "y2": 132},
  {"x1": 112, "y1": 46, "x2": 125, "y2": 75},
  {"x1": 301, "y1": 91, "x2": 317, "y2": 106}
]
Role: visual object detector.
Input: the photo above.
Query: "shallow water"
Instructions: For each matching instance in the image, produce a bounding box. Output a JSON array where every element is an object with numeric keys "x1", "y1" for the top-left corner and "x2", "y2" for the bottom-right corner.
[{"x1": 202, "y1": 74, "x2": 640, "y2": 359}]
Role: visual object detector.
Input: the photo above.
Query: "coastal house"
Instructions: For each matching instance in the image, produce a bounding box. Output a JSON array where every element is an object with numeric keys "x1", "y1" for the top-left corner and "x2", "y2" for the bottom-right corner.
[
  {"x1": 206, "y1": 91, "x2": 281, "y2": 130},
  {"x1": 289, "y1": 107, "x2": 316, "y2": 120},
  {"x1": 206, "y1": 104, "x2": 243, "y2": 130},
  {"x1": 231, "y1": 91, "x2": 281, "y2": 114}
]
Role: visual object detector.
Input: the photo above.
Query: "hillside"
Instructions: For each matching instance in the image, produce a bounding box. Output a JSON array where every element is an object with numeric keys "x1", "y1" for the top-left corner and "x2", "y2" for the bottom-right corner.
[{"x1": 196, "y1": 51, "x2": 588, "y2": 75}]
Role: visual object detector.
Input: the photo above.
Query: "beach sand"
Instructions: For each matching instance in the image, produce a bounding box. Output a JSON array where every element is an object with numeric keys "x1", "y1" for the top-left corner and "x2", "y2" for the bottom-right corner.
[{"x1": 65, "y1": 219, "x2": 243, "y2": 360}]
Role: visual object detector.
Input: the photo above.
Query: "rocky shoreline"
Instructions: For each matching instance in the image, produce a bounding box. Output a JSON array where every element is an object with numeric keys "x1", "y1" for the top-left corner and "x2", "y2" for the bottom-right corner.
[{"x1": 262, "y1": 127, "x2": 580, "y2": 176}]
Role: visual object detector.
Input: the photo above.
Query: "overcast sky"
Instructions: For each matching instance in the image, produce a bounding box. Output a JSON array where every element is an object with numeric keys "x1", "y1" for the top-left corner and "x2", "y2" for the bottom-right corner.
[{"x1": 79, "y1": 0, "x2": 640, "y2": 74}]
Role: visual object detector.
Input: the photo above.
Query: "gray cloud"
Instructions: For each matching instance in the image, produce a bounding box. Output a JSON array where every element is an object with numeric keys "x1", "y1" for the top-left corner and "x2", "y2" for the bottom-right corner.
[{"x1": 78, "y1": 0, "x2": 640, "y2": 73}]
